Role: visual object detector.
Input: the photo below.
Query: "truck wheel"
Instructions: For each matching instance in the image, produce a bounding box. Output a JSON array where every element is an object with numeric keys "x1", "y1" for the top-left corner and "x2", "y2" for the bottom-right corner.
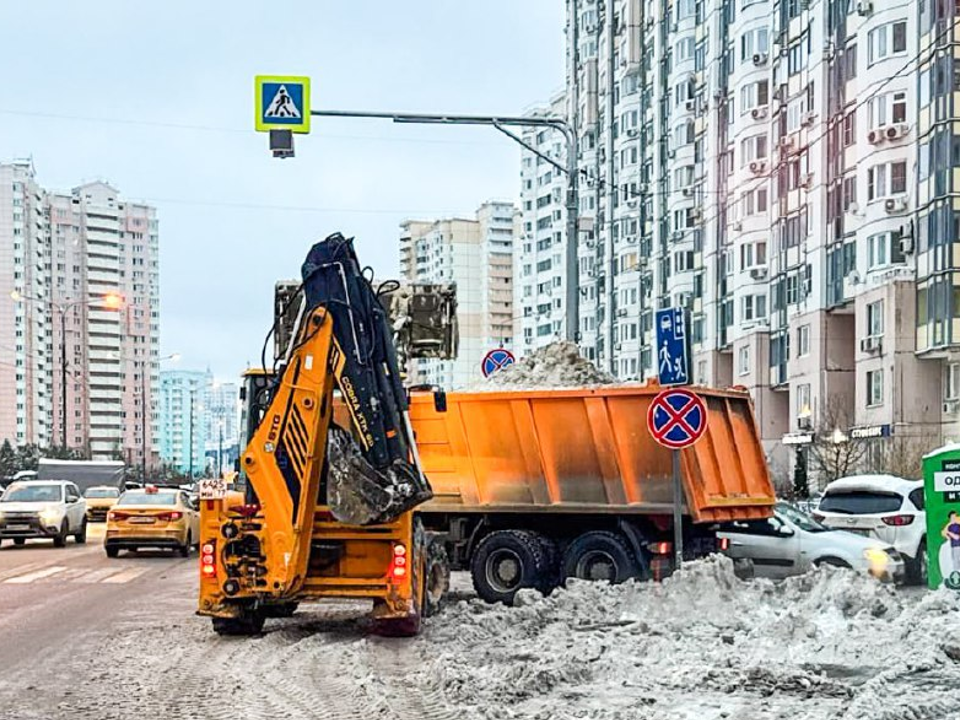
[
  {"x1": 75, "y1": 518, "x2": 87, "y2": 544},
  {"x1": 561, "y1": 531, "x2": 641, "y2": 584},
  {"x1": 471, "y1": 529, "x2": 551, "y2": 605},
  {"x1": 53, "y1": 521, "x2": 68, "y2": 548},
  {"x1": 535, "y1": 534, "x2": 561, "y2": 592},
  {"x1": 212, "y1": 610, "x2": 265, "y2": 636},
  {"x1": 423, "y1": 539, "x2": 451, "y2": 618}
]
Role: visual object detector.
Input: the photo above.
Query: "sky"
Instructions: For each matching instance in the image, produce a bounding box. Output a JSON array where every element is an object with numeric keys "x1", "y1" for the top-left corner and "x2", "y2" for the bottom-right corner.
[{"x1": 0, "y1": 1, "x2": 565, "y2": 380}]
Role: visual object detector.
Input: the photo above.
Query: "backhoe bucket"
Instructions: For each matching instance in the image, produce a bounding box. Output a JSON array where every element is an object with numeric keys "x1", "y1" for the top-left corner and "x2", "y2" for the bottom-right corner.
[{"x1": 326, "y1": 427, "x2": 432, "y2": 525}]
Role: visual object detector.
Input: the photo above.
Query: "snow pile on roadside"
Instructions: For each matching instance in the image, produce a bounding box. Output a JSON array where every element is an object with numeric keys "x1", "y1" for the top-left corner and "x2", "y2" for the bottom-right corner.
[
  {"x1": 413, "y1": 556, "x2": 960, "y2": 719},
  {"x1": 475, "y1": 342, "x2": 615, "y2": 390}
]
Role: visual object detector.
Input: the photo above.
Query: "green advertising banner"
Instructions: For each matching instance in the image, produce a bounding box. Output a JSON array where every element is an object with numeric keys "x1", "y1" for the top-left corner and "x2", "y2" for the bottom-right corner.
[{"x1": 923, "y1": 447, "x2": 960, "y2": 590}]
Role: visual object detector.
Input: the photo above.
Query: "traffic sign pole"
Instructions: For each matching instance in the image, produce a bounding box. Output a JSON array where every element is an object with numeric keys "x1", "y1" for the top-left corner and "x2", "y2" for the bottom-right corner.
[{"x1": 672, "y1": 449, "x2": 683, "y2": 571}]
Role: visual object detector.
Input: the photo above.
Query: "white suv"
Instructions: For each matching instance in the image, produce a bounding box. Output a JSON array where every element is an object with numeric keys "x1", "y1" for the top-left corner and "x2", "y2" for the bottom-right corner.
[
  {"x1": 0, "y1": 480, "x2": 88, "y2": 547},
  {"x1": 815, "y1": 474, "x2": 926, "y2": 584}
]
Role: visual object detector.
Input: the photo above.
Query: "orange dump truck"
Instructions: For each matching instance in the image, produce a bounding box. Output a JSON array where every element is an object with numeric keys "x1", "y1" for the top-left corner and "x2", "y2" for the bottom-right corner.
[{"x1": 407, "y1": 383, "x2": 775, "y2": 603}]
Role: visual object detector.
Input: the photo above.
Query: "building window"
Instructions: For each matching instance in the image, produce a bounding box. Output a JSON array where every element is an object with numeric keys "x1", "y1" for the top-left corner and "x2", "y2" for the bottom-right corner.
[
  {"x1": 797, "y1": 383, "x2": 811, "y2": 417},
  {"x1": 739, "y1": 80, "x2": 769, "y2": 114},
  {"x1": 867, "y1": 161, "x2": 907, "y2": 200},
  {"x1": 842, "y1": 112, "x2": 856, "y2": 146},
  {"x1": 742, "y1": 188, "x2": 768, "y2": 216},
  {"x1": 738, "y1": 346, "x2": 750, "y2": 375},
  {"x1": 797, "y1": 324, "x2": 810, "y2": 357},
  {"x1": 867, "y1": 230, "x2": 905, "y2": 269},
  {"x1": 946, "y1": 363, "x2": 960, "y2": 401},
  {"x1": 740, "y1": 27, "x2": 769, "y2": 61},
  {"x1": 867, "y1": 21, "x2": 907, "y2": 66},
  {"x1": 739, "y1": 134, "x2": 768, "y2": 166},
  {"x1": 869, "y1": 91, "x2": 908, "y2": 127},
  {"x1": 742, "y1": 294, "x2": 767, "y2": 321},
  {"x1": 867, "y1": 300, "x2": 884, "y2": 337},
  {"x1": 867, "y1": 369, "x2": 884, "y2": 407}
]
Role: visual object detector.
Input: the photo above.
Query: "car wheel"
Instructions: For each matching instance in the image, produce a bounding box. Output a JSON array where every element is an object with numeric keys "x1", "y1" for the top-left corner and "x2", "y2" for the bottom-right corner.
[
  {"x1": 470, "y1": 529, "x2": 553, "y2": 605},
  {"x1": 75, "y1": 518, "x2": 87, "y2": 544},
  {"x1": 561, "y1": 531, "x2": 644, "y2": 584},
  {"x1": 53, "y1": 521, "x2": 68, "y2": 548},
  {"x1": 179, "y1": 532, "x2": 192, "y2": 558},
  {"x1": 907, "y1": 541, "x2": 927, "y2": 586},
  {"x1": 105, "y1": 545, "x2": 120, "y2": 558},
  {"x1": 12, "y1": 538, "x2": 25, "y2": 547}
]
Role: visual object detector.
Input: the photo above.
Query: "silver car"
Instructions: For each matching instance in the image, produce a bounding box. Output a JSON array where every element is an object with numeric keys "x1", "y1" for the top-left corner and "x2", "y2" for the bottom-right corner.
[{"x1": 719, "y1": 502, "x2": 905, "y2": 582}]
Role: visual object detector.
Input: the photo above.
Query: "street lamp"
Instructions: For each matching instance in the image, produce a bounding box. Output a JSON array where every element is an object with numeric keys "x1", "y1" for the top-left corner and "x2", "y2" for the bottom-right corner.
[
  {"x1": 141, "y1": 352, "x2": 180, "y2": 482},
  {"x1": 10, "y1": 290, "x2": 124, "y2": 449}
]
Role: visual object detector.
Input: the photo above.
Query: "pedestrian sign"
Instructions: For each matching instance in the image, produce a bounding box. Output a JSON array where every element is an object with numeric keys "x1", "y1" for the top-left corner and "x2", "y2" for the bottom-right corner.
[
  {"x1": 482, "y1": 348, "x2": 516, "y2": 378},
  {"x1": 255, "y1": 76, "x2": 311, "y2": 134},
  {"x1": 647, "y1": 388, "x2": 707, "y2": 450},
  {"x1": 655, "y1": 307, "x2": 690, "y2": 386}
]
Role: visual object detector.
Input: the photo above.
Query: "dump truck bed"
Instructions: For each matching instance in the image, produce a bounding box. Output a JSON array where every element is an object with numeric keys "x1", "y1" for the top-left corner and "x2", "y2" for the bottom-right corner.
[{"x1": 408, "y1": 385, "x2": 774, "y2": 523}]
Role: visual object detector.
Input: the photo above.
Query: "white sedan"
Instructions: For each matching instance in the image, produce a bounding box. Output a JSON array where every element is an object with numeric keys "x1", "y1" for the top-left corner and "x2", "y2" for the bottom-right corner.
[{"x1": 719, "y1": 502, "x2": 905, "y2": 582}]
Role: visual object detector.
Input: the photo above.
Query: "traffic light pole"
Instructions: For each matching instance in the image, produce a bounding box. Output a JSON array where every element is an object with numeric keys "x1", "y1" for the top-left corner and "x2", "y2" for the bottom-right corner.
[{"x1": 307, "y1": 109, "x2": 580, "y2": 342}]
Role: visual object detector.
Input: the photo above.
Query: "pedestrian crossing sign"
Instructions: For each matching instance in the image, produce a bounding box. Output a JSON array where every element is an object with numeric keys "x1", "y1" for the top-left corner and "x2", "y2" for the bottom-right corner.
[{"x1": 255, "y1": 75, "x2": 311, "y2": 133}]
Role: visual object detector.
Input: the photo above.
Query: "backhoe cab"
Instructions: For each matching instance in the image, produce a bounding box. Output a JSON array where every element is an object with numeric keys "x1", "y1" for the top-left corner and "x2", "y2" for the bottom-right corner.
[{"x1": 197, "y1": 233, "x2": 448, "y2": 636}]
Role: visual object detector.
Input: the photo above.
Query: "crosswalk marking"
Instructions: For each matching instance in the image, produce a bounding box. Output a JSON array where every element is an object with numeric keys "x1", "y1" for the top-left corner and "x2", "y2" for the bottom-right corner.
[
  {"x1": 76, "y1": 567, "x2": 127, "y2": 584},
  {"x1": 5, "y1": 566, "x2": 67, "y2": 584},
  {"x1": 101, "y1": 567, "x2": 148, "y2": 584}
]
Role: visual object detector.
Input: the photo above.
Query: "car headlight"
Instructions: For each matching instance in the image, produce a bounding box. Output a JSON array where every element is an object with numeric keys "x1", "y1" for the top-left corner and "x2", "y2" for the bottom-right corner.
[
  {"x1": 39, "y1": 507, "x2": 62, "y2": 525},
  {"x1": 864, "y1": 547, "x2": 890, "y2": 571}
]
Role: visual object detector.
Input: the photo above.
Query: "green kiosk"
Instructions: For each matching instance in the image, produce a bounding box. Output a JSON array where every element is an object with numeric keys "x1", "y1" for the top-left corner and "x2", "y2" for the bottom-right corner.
[{"x1": 923, "y1": 444, "x2": 960, "y2": 590}]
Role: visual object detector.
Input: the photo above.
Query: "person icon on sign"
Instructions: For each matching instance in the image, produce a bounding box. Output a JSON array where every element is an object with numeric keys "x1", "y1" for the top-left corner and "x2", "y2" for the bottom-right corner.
[
  {"x1": 274, "y1": 88, "x2": 292, "y2": 117},
  {"x1": 943, "y1": 510, "x2": 960, "y2": 573},
  {"x1": 659, "y1": 341, "x2": 672, "y2": 376}
]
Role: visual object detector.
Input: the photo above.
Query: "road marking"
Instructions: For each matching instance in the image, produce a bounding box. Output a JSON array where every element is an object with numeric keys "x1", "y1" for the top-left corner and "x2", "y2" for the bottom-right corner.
[
  {"x1": 4, "y1": 566, "x2": 68, "y2": 584},
  {"x1": 76, "y1": 567, "x2": 128, "y2": 584},
  {"x1": 0, "y1": 561, "x2": 47, "y2": 582},
  {"x1": 101, "y1": 567, "x2": 148, "y2": 584}
]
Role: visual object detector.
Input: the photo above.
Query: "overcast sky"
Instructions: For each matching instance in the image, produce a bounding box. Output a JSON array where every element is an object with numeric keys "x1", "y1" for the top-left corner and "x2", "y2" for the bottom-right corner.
[{"x1": 0, "y1": 1, "x2": 564, "y2": 379}]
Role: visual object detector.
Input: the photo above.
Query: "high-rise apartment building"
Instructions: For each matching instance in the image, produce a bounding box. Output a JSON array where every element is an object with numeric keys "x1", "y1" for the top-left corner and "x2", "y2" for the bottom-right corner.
[
  {"x1": 0, "y1": 160, "x2": 52, "y2": 448},
  {"x1": 517, "y1": 0, "x2": 950, "y2": 477},
  {"x1": 204, "y1": 378, "x2": 240, "y2": 476},
  {"x1": 158, "y1": 370, "x2": 207, "y2": 475},
  {"x1": 0, "y1": 162, "x2": 160, "y2": 464},
  {"x1": 400, "y1": 201, "x2": 518, "y2": 388}
]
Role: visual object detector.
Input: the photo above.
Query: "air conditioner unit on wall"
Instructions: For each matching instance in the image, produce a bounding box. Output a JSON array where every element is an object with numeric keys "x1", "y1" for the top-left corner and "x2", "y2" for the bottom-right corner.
[
  {"x1": 884, "y1": 197, "x2": 908, "y2": 214},
  {"x1": 885, "y1": 123, "x2": 910, "y2": 141},
  {"x1": 749, "y1": 267, "x2": 768, "y2": 280},
  {"x1": 752, "y1": 53, "x2": 768, "y2": 66},
  {"x1": 857, "y1": 1, "x2": 873, "y2": 16},
  {"x1": 860, "y1": 336, "x2": 882, "y2": 354},
  {"x1": 900, "y1": 235, "x2": 915, "y2": 254},
  {"x1": 867, "y1": 128, "x2": 885, "y2": 145},
  {"x1": 749, "y1": 160, "x2": 767, "y2": 174},
  {"x1": 751, "y1": 106, "x2": 768, "y2": 120}
]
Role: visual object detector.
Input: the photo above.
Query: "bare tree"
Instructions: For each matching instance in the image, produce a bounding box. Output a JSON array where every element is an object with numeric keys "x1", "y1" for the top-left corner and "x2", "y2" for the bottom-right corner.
[
  {"x1": 807, "y1": 399, "x2": 868, "y2": 490},
  {"x1": 873, "y1": 434, "x2": 933, "y2": 481}
]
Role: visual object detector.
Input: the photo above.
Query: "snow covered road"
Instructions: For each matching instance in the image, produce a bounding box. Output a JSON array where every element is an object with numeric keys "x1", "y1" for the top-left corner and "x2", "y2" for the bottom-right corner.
[{"x1": 0, "y1": 554, "x2": 957, "y2": 719}]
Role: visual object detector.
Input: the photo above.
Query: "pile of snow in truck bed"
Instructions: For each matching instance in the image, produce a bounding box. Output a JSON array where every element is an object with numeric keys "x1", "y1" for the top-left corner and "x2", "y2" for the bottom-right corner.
[{"x1": 475, "y1": 341, "x2": 616, "y2": 390}]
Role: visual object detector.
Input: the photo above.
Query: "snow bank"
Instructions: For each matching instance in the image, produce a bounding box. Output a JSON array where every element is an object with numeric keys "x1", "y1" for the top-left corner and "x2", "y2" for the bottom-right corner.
[
  {"x1": 414, "y1": 557, "x2": 960, "y2": 719},
  {"x1": 474, "y1": 342, "x2": 615, "y2": 390}
]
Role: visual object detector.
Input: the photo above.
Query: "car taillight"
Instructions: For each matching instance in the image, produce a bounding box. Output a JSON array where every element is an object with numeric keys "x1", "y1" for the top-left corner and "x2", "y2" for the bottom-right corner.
[
  {"x1": 201, "y1": 540, "x2": 216, "y2": 578},
  {"x1": 156, "y1": 511, "x2": 183, "y2": 521},
  {"x1": 882, "y1": 514, "x2": 914, "y2": 526},
  {"x1": 388, "y1": 543, "x2": 407, "y2": 580},
  {"x1": 719, "y1": 537, "x2": 730, "y2": 551},
  {"x1": 109, "y1": 511, "x2": 129, "y2": 521}
]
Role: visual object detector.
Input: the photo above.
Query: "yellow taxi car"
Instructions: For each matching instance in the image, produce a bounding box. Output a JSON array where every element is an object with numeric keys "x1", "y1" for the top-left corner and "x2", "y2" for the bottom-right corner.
[
  {"x1": 104, "y1": 486, "x2": 199, "y2": 558},
  {"x1": 84, "y1": 485, "x2": 120, "y2": 522}
]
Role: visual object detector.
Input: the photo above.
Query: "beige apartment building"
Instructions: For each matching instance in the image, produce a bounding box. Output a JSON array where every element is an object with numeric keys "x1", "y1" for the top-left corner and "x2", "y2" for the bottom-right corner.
[
  {"x1": 0, "y1": 162, "x2": 160, "y2": 464},
  {"x1": 400, "y1": 201, "x2": 518, "y2": 389}
]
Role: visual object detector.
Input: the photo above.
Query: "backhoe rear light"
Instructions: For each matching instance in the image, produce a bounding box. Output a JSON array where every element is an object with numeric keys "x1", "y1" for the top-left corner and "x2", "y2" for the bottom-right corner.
[
  {"x1": 653, "y1": 541, "x2": 672, "y2": 555},
  {"x1": 201, "y1": 540, "x2": 217, "y2": 578},
  {"x1": 228, "y1": 503, "x2": 261, "y2": 518},
  {"x1": 882, "y1": 514, "x2": 914, "y2": 526},
  {"x1": 719, "y1": 537, "x2": 730, "y2": 551},
  {"x1": 389, "y1": 544, "x2": 407, "y2": 580}
]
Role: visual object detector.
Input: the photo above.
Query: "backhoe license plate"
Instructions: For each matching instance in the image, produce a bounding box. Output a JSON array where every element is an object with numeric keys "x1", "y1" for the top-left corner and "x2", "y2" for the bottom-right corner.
[
  {"x1": 199, "y1": 477, "x2": 227, "y2": 500},
  {"x1": 129, "y1": 517, "x2": 155, "y2": 524}
]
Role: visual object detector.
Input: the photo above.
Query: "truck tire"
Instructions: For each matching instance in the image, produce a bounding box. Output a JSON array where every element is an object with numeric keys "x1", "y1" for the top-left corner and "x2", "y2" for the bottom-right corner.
[
  {"x1": 471, "y1": 529, "x2": 552, "y2": 605},
  {"x1": 561, "y1": 531, "x2": 641, "y2": 584},
  {"x1": 212, "y1": 610, "x2": 266, "y2": 636},
  {"x1": 535, "y1": 533, "x2": 561, "y2": 592},
  {"x1": 423, "y1": 538, "x2": 451, "y2": 618}
]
